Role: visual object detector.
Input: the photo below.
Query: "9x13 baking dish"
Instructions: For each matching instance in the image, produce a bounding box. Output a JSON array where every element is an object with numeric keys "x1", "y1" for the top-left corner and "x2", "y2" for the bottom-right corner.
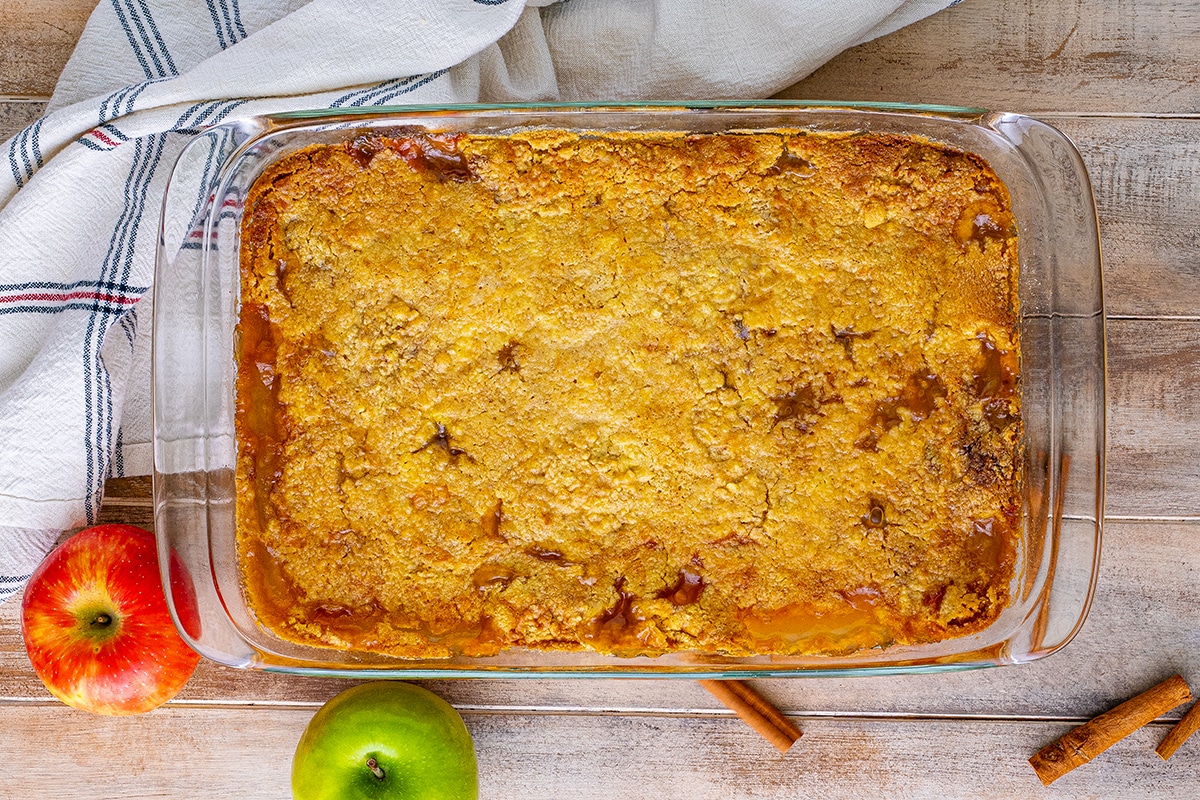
[{"x1": 152, "y1": 102, "x2": 1105, "y2": 678}]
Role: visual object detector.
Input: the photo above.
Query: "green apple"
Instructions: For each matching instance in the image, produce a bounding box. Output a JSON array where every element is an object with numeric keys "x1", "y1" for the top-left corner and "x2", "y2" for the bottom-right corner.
[{"x1": 292, "y1": 681, "x2": 478, "y2": 800}]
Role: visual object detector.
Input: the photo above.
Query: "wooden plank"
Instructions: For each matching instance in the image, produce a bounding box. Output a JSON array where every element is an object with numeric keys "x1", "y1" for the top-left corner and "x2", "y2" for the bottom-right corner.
[
  {"x1": 778, "y1": 0, "x2": 1200, "y2": 115},
  {"x1": 0, "y1": 0, "x2": 97, "y2": 97},
  {"x1": 4, "y1": 112, "x2": 1199, "y2": 321},
  {"x1": 0, "y1": 3, "x2": 1193, "y2": 799},
  {"x1": 79, "y1": 136, "x2": 1200, "y2": 516},
  {"x1": 105, "y1": 324, "x2": 1200, "y2": 522},
  {"x1": 3, "y1": 519, "x2": 1197, "y2": 725},
  {"x1": 1107, "y1": 320, "x2": 1200, "y2": 517},
  {"x1": 1050, "y1": 117, "x2": 1200, "y2": 319},
  {"x1": 4, "y1": 0, "x2": 1200, "y2": 115},
  {"x1": 101, "y1": 475, "x2": 152, "y2": 501},
  {"x1": 0, "y1": 99, "x2": 45, "y2": 141},
  {"x1": 0, "y1": 705, "x2": 1195, "y2": 799},
  {"x1": 94, "y1": 503, "x2": 155, "y2": 526},
  {"x1": 60, "y1": 111, "x2": 1200, "y2": 512}
]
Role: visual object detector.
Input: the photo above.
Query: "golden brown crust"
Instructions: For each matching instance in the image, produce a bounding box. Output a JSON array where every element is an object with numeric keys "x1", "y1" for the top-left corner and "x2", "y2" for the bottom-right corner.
[{"x1": 236, "y1": 128, "x2": 1022, "y2": 659}]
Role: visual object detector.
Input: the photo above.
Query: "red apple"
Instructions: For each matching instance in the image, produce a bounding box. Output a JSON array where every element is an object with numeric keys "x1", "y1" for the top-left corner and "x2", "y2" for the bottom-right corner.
[{"x1": 21, "y1": 524, "x2": 201, "y2": 715}]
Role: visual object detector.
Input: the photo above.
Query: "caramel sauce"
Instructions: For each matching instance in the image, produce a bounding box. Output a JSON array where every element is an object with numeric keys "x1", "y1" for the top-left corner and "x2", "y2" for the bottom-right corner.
[
  {"x1": 243, "y1": 538, "x2": 387, "y2": 646},
  {"x1": 966, "y1": 517, "x2": 1007, "y2": 573},
  {"x1": 588, "y1": 577, "x2": 645, "y2": 645},
  {"x1": 772, "y1": 384, "x2": 820, "y2": 427},
  {"x1": 741, "y1": 600, "x2": 894, "y2": 653},
  {"x1": 903, "y1": 371, "x2": 947, "y2": 423},
  {"x1": 473, "y1": 563, "x2": 516, "y2": 590},
  {"x1": 772, "y1": 382, "x2": 840, "y2": 432},
  {"x1": 974, "y1": 335, "x2": 1017, "y2": 398},
  {"x1": 973, "y1": 334, "x2": 1019, "y2": 431},
  {"x1": 856, "y1": 370, "x2": 946, "y2": 451},
  {"x1": 525, "y1": 544, "x2": 566, "y2": 562},
  {"x1": 953, "y1": 201, "x2": 1014, "y2": 251},
  {"x1": 311, "y1": 602, "x2": 386, "y2": 637},
  {"x1": 923, "y1": 516, "x2": 1014, "y2": 624},
  {"x1": 656, "y1": 570, "x2": 706, "y2": 606},
  {"x1": 243, "y1": 538, "x2": 298, "y2": 611},
  {"x1": 863, "y1": 399, "x2": 903, "y2": 442},
  {"x1": 414, "y1": 423, "x2": 469, "y2": 460},
  {"x1": 982, "y1": 398, "x2": 1018, "y2": 430},
  {"x1": 410, "y1": 482, "x2": 450, "y2": 511},
  {"x1": 922, "y1": 584, "x2": 948, "y2": 612},
  {"x1": 393, "y1": 131, "x2": 476, "y2": 183},
  {"x1": 347, "y1": 130, "x2": 476, "y2": 182},
  {"x1": 832, "y1": 324, "x2": 874, "y2": 360},
  {"x1": 837, "y1": 585, "x2": 884, "y2": 611},
  {"x1": 968, "y1": 213, "x2": 1010, "y2": 250},
  {"x1": 236, "y1": 303, "x2": 286, "y2": 532},
  {"x1": 861, "y1": 498, "x2": 887, "y2": 529},
  {"x1": 481, "y1": 499, "x2": 505, "y2": 540},
  {"x1": 346, "y1": 133, "x2": 387, "y2": 168},
  {"x1": 497, "y1": 340, "x2": 522, "y2": 372},
  {"x1": 766, "y1": 150, "x2": 817, "y2": 177}
]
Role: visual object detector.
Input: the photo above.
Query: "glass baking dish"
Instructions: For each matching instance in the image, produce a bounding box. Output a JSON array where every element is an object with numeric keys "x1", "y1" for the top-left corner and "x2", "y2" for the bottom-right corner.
[{"x1": 152, "y1": 102, "x2": 1105, "y2": 678}]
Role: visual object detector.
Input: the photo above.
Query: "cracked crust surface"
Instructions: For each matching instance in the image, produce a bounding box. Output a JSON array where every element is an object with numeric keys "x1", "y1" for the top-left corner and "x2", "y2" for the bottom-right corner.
[{"x1": 236, "y1": 128, "x2": 1022, "y2": 659}]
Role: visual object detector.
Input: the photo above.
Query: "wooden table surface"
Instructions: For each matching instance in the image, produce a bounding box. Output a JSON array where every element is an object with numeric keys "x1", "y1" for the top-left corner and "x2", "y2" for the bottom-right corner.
[{"x1": 4, "y1": 1, "x2": 1200, "y2": 797}]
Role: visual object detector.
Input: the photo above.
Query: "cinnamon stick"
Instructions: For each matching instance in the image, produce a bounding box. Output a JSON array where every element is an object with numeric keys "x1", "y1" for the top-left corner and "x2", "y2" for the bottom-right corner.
[
  {"x1": 1029, "y1": 674, "x2": 1193, "y2": 785},
  {"x1": 1156, "y1": 699, "x2": 1200, "y2": 760},
  {"x1": 699, "y1": 679, "x2": 801, "y2": 753}
]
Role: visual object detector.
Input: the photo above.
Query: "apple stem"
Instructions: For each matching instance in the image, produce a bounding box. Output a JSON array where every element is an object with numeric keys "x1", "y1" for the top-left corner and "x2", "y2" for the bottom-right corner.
[
  {"x1": 366, "y1": 757, "x2": 385, "y2": 781},
  {"x1": 92, "y1": 613, "x2": 112, "y2": 629}
]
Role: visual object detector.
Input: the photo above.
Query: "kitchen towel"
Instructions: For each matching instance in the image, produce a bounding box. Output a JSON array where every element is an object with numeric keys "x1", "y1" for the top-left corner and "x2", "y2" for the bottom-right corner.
[{"x1": 0, "y1": 0, "x2": 956, "y2": 601}]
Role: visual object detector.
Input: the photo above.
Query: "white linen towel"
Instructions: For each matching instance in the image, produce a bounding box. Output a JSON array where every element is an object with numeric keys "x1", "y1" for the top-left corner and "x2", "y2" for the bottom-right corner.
[{"x1": 0, "y1": 0, "x2": 956, "y2": 601}]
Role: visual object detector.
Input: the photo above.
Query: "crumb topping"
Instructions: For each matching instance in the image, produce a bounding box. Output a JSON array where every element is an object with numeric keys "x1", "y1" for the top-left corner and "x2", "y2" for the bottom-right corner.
[{"x1": 236, "y1": 128, "x2": 1021, "y2": 659}]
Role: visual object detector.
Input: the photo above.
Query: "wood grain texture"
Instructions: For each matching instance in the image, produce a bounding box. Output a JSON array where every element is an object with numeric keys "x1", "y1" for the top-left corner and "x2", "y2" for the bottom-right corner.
[
  {"x1": 1029, "y1": 674, "x2": 1193, "y2": 785},
  {"x1": 0, "y1": 0, "x2": 96, "y2": 97},
  {"x1": 0, "y1": 99, "x2": 45, "y2": 141},
  {"x1": 5, "y1": 0, "x2": 1200, "y2": 114},
  {"x1": 1107, "y1": 320, "x2": 1200, "y2": 517},
  {"x1": 778, "y1": 0, "x2": 1200, "y2": 115},
  {"x1": 5, "y1": 114, "x2": 1198, "y2": 322},
  {"x1": 88, "y1": 320, "x2": 1200, "y2": 538},
  {"x1": 0, "y1": 705, "x2": 1196, "y2": 800},
  {"x1": 101, "y1": 475, "x2": 152, "y2": 499},
  {"x1": 40, "y1": 116, "x2": 1200, "y2": 517},
  {"x1": 3, "y1": 519, "x2": 1196, "y2": 725},
  {"x1": 93, "y1": 502, "x2": 155, "y2": 526},
  {"x1": 1051, "y1": 117, "x2": 1200, "y2": 319},
  {"x1": 3, "y1": 0, "x2": 1200, "y2": 797}
]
